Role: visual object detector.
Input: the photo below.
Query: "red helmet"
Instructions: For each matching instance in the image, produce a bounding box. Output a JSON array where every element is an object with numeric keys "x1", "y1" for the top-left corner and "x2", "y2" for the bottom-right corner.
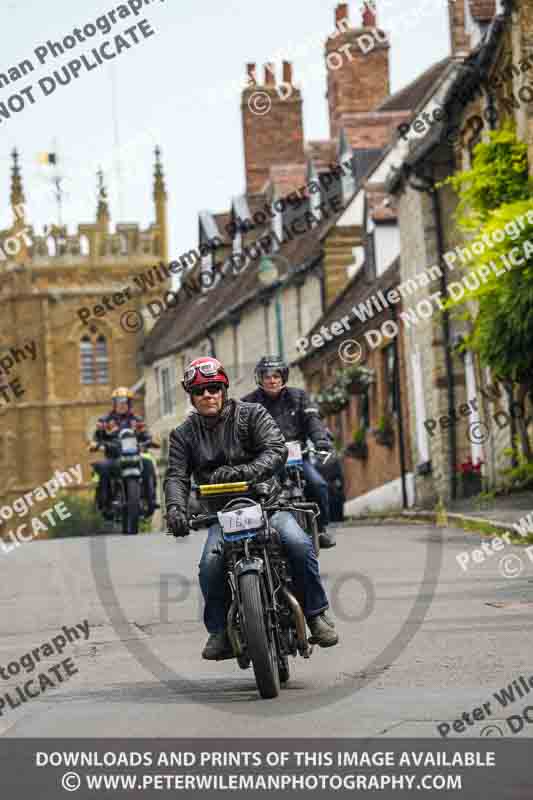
[{"x1": 182, "y1": 357, "x2": 230, "y2": 393}]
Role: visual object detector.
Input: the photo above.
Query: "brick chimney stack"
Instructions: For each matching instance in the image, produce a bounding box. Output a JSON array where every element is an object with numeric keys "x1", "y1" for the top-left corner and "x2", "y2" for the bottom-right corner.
[
  {"x1": 242, "y1": 61, "x2": 305, "y2": 195},
  {"x1": 325, "y1": 1, "x2": 390, "y2": 139},
  {"x1": 448, "y1": 0, "x2": 471, "y2": 58},
  {"x1": 336, "y1": 2, "x2": 349, "y2": 26},
  {"x1": 362, "y1": 1, "x2": 376, "y2": 27}
]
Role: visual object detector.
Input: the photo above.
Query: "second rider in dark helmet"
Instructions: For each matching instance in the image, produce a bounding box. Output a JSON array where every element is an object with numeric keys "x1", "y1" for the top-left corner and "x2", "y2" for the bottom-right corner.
[{"x1": 242, "y1": 356, "x2": 336, "y2": 548}]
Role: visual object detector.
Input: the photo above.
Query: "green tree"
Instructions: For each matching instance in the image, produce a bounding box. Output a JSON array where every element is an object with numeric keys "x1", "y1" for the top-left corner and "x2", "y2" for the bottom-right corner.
[{"x1": 444, "y1": 125, "x2": 533, "y2": 458}]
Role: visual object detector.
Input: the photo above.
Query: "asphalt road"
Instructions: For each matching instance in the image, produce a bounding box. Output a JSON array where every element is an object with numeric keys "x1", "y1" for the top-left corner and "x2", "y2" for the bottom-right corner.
[{"x1": 1, "y1": 521, "x2": 533, "y2": 738}]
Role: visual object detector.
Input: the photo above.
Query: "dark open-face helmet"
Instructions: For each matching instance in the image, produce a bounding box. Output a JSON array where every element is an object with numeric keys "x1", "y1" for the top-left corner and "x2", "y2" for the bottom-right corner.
[{"x1": 254, "y1": 355, "x2": 289, "y2": 387}]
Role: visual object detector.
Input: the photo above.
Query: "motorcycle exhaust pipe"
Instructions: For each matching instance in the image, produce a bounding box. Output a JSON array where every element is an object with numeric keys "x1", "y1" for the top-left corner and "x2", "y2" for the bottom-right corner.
[
  {"x1": 226, "y1": 596, "x2": 242, "y2": 658},
  {"x1": 281, "y1": 587, "x2": 311, "y2": 658}
]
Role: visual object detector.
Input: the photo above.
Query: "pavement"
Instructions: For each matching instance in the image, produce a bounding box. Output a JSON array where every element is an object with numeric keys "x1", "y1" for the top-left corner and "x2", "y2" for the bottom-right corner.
[
  {"x1": 1, "y1": 520, "x2": 533, "y2": 738},
  {"x1": 350, "y1": 491, "x2": 533, "y2": 536},
  {"x1": 449, "y1": 491, "x2": 533, "y2": 527}
]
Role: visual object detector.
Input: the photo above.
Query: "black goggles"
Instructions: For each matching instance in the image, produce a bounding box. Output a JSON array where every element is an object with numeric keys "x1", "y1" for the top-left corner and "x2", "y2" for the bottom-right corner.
[{"x1": 190, "y1": 383, "x2": 224, "y2": 397}]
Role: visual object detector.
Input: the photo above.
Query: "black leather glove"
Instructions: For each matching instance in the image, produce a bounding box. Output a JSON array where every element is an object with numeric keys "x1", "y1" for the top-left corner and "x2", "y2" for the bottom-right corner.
[
  {"x1": 166, "y1": 506, "x2": 189, "y2": 537},
  {"x1": 210, "y1": 465, "x2": 243, "y2": 484}
]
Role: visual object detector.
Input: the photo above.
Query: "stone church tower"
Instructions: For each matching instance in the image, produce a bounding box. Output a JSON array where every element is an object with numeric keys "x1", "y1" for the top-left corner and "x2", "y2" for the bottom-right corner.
[{"x1": 0, "y1": 147, "x2": 169, "y2": 514}]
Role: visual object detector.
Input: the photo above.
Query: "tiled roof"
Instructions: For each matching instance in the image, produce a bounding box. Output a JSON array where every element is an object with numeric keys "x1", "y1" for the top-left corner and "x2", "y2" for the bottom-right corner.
[
  {"x1": 294, "y1": 257, "x2": 401, "y2": 364},
  {"x1": 144, "y1": 50, "x2": 453, "y2": 368},
  {"x1": 352, "y1": 149, "x2": 386, "y2": 184},
  {"x1": 377, "y1": 58, "x2": 453, "y2": 112},
  {"x1": 143, "y1": 213, "x2": 336, "y2": 364}
]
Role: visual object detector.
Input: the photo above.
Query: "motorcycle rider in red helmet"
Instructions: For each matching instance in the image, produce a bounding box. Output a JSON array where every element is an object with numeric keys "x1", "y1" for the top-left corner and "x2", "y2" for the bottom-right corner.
[{"x1": 164, "y1": 356, "x2": 338, "y2": 660}]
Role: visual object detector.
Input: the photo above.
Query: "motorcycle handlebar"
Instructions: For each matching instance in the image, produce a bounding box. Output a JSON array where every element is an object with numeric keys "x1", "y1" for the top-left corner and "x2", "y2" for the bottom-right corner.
[
  {"x1": 299, "y1": 447, "x2": 332, "y2": 464},
  {"x1": 188, "y1": 514, "x2": 219, "y2": 530}
]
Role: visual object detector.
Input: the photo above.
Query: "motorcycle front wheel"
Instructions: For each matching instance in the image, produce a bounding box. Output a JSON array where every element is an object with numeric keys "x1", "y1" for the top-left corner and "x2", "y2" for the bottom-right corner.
[
  {"x1": 239, "y1": 573, "x2": 280, "y2": 700},
  {"x1": 122, "y1": 478, "x2": 141, "y2": 535}
]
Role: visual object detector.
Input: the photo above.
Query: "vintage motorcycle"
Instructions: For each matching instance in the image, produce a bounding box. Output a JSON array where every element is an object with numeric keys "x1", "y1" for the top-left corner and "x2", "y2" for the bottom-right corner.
[
  {"x1": 90, "y1": 428, "x2": 156, "y2": 535},
  {"x1": 189, "y1": 480, "x2": 314, "y2": 700}
]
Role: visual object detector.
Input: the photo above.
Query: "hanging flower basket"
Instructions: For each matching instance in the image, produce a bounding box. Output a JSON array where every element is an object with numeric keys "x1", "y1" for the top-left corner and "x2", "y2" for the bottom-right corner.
[
  {"x1": 373, "y1": 417, "x2": 395, "y2": 447},
  {"x1": 343, "y1": 365, "x2": 376, "y2": 395},
  {"x1": 314, "y1": 384, "x2": 349, "y2": 416},
  {"x1": 375, "y1": 429, "x2": 394, "y2": 447},
  {"x1": 318, "y1": 397, "x2": 349, "y2": 415},
  {"x1": 345, "y1": 440, "x2": 368, "y2": 460}
]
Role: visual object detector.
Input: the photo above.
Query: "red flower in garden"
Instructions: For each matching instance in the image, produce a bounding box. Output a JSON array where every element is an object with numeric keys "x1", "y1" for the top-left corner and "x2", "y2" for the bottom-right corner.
[{"x1": 456, "y1": 457, "x2": 484, "y2": 474}]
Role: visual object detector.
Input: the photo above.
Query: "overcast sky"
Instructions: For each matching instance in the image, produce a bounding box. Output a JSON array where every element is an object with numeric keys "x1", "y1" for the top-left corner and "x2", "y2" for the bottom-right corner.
[{"x1": 0, "y1": 0, "x2": 450, "y2": 257}]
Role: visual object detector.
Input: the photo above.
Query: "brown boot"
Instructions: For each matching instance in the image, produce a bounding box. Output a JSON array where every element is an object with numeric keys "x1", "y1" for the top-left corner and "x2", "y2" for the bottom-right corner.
[{"x1": 307, "y1": 612, "x2": 339, "y2": 647}]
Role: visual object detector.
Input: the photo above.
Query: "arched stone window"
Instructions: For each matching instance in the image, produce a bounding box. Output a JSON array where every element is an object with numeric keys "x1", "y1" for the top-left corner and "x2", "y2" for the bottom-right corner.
[{"x1": 80, "y1": 334, "x2": 109, "y2": 385}]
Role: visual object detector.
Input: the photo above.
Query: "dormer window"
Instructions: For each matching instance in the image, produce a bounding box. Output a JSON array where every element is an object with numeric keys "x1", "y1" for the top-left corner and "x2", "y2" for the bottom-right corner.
[
  {"x1": 233, "y1": 227, "x2": 242, "y2": 256},
  {"x1": 199, "y1": 242, "x2": 214, "y2": 292},
  {"x1": 305, "y1": 160, "x2": 322, "y2": 220},
  {"x1": 272, "y1": 197, "x2": 283, "y2": 245},
  {"x1": 338, "y1": 129, "x2": 355, "y2": 202},
  {"x1": 365, "y1": 225, "x2": 376, "y2": 281}
]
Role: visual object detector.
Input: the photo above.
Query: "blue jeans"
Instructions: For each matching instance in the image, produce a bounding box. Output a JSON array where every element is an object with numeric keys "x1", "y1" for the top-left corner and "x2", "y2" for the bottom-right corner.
[
  {"x1": 302, "y1": 460, "x2": 330, "y2": 529},
  {"x1": 198, "y1": 511, "x2": 329, "y2": 633}
]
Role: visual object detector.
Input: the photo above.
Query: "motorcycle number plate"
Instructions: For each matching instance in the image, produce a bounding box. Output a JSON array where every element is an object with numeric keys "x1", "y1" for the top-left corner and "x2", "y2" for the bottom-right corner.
[
  {"x1": 218, "y1": 505, "x2": 263, "y2": 534},
  {"x1": 121, "y1": 436, "x2": 138, "y2": 454},
  {"x1": 286, "y1": 440, "x2": 303, "y2": 465}
]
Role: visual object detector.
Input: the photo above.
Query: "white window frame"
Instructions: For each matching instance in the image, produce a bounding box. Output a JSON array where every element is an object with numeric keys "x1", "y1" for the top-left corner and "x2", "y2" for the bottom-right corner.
[
  {"x1": 156, "y1": 359, "x2": 177, "y2": 419},
  {"x1": 411, "y1": 349, "x2": 430, "y2": 465}
]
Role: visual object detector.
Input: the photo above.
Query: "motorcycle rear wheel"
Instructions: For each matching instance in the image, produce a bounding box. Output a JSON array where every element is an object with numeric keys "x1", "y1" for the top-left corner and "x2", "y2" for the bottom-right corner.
[
  {"x1": 122, "y1": 478, "x2": 141, "y2": 535},
  {"x1": 239, "y1": 573, "x2": 280, "y2": 700}
]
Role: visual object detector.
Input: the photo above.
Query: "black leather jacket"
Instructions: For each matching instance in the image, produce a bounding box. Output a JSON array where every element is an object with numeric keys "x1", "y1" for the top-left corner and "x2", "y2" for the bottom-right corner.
[
  {"x1": 164, "y1": 399, "x2": 287, "y2": 513},
  {"x1": 241, "y1": 386, "x2": 328, "y2": 447}
]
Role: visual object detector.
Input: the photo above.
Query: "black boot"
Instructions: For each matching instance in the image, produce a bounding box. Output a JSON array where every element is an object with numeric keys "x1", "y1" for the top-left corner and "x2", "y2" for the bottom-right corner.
[
  {"x1": 202, "y1": 632, "x2": 233, "y2": 660},
  {"x1": 318, "y1": 528, "x2": 336, "y2": 549}
]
